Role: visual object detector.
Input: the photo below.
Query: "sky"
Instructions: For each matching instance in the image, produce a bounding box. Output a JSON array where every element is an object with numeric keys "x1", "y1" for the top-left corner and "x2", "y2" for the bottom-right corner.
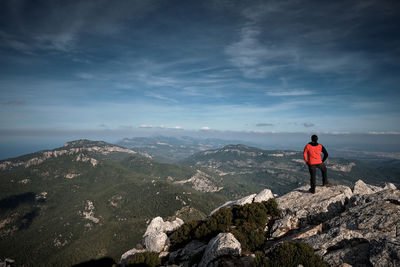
[{"x1": 1, "y1": 0, "x2": 400, "y2": 158}]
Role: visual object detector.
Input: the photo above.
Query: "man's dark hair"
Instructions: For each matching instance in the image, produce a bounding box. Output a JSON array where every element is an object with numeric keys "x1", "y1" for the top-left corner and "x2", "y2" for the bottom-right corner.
[{"x1": 311, "y1": 135, "x2": 318, "y2": 142}]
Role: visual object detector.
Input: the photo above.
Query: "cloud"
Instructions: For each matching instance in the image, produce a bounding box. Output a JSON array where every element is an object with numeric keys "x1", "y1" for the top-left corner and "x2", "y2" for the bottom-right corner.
[
  {"x1": 167, "y1": 126, "x2": 183, "y2": 130},
  {"x1": 225, "y1": 25, "x2": 286, "y2": 78},
  {"x1": 98, "y1": 124, "x2": 108, "y2": 128},
  {"x1": 1, "y1": 1, "x2": 160, "y2": 53},
  {"x1": 76, "y1": 73, "x2": 95, "y2": 80},
  {"x1": 368, "y1": 131, "x2": 400, "y2": 135},
  {"x1": 139, "y1": 125, "x2": 183, "y2": 130},
  {"x1": 303, "y1": 122, "x2": 315, "y2": 128},
  {"x1": 266, "y1": 90, "x2": 313, "y2": 97},
  {"x1": 3, "y1": 99, "x2": 26, "y2": 105},
  {"x1": 146, "y1": 92, "x2": 179, "y2": 103},
  {"x1": 256, "y1": 123, "x2": 274, "y2": 127},
  {"x1": 139, "y1": 125, "x2": 153, "y2": 128},
  {"x1": 200, "y1": 126, "x2": 211, "y2": 130}
]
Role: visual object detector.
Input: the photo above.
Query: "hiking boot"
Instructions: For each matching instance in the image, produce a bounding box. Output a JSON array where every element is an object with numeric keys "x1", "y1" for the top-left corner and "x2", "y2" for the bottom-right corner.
[
  {"x1": 309, "y1": 188, "x2": 316, "y2": 194},
  {"x1": 323, "y1": 183, "x2": 332, "y2": 187}
]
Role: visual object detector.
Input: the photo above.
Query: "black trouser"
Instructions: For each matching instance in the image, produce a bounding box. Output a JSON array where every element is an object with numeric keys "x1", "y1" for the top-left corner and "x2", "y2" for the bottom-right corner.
[{"x1": 308, "y1": 163, "x2": 328, "y2": 190}]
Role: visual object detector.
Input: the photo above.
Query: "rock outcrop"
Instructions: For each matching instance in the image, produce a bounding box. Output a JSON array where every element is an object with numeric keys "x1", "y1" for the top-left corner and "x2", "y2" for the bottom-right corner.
[
  {"x1": 211, "y1": 188, "x2": 274, "y2": 215},
  {"x1": 271, "y1": 185, "x2": 353, "y2": 238},
  {"x1": 301, "y1": 189, "x2": 400, "y2": 266},
  {"x1": 168, "y1": 240, "x2": 208, "y2": 267},
  {"x1": 120, "y1": 180, "x2": 399, "y2": 267},
  {"x1": 120, "y1": 248, "x2": 146, "y2": 267},
  {"x1": 143, "y1": 217, "x2": 184, "y2": 252},
  {"x1": 199, "y1": 233, "x2": 242, "y2": 267}
]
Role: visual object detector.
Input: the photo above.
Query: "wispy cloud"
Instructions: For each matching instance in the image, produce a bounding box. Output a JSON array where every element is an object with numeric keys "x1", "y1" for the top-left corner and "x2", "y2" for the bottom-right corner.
[
  {"x1": 139, "y1": 125, "x2": 153, "y2": 128},
  {"x1": 225, "y1": 24, "x2": 294, "y2": 78},
  {"x1": 303, "y1": 122, "x2": 315, "y2": 128},
  {"x1": 256, "y1": 123, "x2": 274, "y2": 127},
  {"x1": 200, "y1": 126, "x2": 211, "y2": 130},
  {"x1": 145, "y1": 92, "x2": 179, "y2": 103},
  {"x1": 266, "y1": 90, "x2": 313, "y2": 97},
  {"x1": 3, "y1": 99, "x2": 26, "y2": 105},
  {"x1": 368, "y1": 131, "x2": 400, "y2": 135}
]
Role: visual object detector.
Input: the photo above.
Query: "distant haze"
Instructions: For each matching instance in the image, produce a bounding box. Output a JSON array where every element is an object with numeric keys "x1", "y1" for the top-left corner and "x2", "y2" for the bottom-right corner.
[{"x1": 1, "y1": 128, "x2": 399, "y2": 160}]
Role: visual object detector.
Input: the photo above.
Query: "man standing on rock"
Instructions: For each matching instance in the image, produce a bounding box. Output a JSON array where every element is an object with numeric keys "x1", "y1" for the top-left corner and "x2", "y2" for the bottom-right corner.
[{"x1": 303, "y1": 135, "x2": 330, "y2": 193}]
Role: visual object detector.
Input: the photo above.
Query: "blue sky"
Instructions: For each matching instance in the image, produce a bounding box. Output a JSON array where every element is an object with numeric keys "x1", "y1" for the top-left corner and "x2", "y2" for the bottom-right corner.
[{"x1": 1, "y1": 0, "x2": 400, "y2": 150}]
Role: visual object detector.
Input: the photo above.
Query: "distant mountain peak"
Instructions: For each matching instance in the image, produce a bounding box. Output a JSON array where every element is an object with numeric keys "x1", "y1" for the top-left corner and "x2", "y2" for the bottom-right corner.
[
  {"x1": 0, "y1": 139, "x2": 147, "y2": 171},
  {"x1": 63, "y1": 139, "x2": 109, "y2": 148},
  {"x1": 220, "y1": 144, "x2": 252, "y2": 150}
]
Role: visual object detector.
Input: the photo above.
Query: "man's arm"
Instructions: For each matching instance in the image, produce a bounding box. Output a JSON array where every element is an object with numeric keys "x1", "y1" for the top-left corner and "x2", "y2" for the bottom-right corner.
[
  {"x1": 322, "y1": 146, "x2": 328, "y2": 162},
  {"x1": 303, "y1": 145, "x2": 309, "y2": 164}
]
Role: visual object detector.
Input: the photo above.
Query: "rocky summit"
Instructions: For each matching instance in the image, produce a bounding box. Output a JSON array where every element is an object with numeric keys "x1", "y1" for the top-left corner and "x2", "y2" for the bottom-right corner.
[{"x1": 121, "y1": 179, "x2": 399, "y2": 267}]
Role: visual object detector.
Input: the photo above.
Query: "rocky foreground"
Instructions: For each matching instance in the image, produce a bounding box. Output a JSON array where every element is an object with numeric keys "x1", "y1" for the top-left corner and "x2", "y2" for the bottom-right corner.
[{"x1": 121, "y1": 180, "x2": 399, "y2": 267}]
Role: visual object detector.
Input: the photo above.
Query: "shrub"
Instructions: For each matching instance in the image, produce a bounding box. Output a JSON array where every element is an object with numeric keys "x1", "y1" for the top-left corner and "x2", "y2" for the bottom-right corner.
[
  {"x1": 262, "y1": 198, "x2": 280, "y2": 218},
  {"x1": 125, "y1": 251, "x2": 161, "y2": 267},
  {"x1": 254, "y1": 251, "x2": 269, "y2": 267},
  {"x1": 255, "y1": 241, "x2": 328, "y2": 267},
  {"x1": 170, "y1": 219, "x2": 200, "y2": 246},
  {"x1": 231, "y1": 223, "x2": 266, "y2": 251},
  {"x1": 171, "y1": 198, "x2": 280, "y2": 251}
]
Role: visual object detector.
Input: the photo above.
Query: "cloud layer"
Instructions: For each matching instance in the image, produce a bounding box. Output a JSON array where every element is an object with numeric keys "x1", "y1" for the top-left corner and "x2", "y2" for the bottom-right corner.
[{"x1": 0, "y1": 0, "x2": 399, "y2": 135}]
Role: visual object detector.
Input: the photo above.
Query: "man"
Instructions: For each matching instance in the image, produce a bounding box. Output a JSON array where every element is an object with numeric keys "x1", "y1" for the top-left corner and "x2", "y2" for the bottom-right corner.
[{"x1": 303, "y1": 135, "x2": 330, "y2": 193}]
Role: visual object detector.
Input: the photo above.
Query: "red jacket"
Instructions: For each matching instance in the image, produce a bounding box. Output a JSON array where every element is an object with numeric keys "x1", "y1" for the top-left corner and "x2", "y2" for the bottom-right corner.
[{"x1": 303, "y1": 142, "x2": 328, "y2": 165}]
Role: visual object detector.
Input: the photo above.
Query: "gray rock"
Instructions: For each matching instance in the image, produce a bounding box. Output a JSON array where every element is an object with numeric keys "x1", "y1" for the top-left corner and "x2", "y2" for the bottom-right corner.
[
  {"x1": 300, "y1": 189, "x2": 400, "y2": 266},
  {"x1": 164, "y1": 218, "x2": 184, "y2": 233},
  {"x1": 271, "y1": 185, "x2": 352, "y2": 238},
  {"x1": 144, "y1": 217, "x2": 184, "y2": 236},
  {"x1": 144, "y1": 231, "x2": 168, "y2": 252},
  {"x1": 211, "y1": 194, "x2": 257, "y2": 215},
  {"x1": 199, "y1": 233, "x2": 242, "y2": 267},
  {"x1": 120, "y1": 248, "x2": 146, "y2": 267},
  {"x1": 236, "y1": 194, "x2": 257, "y2": 205},
  {"x1": 144, "y1": 216, "x2": 165, "y2": 237},
  {"x1": 254, "y1": 189, "x2": 274, "y2": 203},
  {"x1": 168, "y1": 240, "x2": 207, "y2": 266},
  {"x1": 142, "y1": 216, "x2": 184, "y2": 252},
  {"x1": 353, "y1": 179, "x2": 382, "y2": 195},
  {"x1": 384, "y1": 183, "x2": 397, "y2": 190}
]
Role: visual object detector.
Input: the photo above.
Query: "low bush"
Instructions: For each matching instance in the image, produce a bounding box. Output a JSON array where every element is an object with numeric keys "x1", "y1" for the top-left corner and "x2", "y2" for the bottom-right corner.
[
  {"x1": 255, "y1": 241, "x2": 328, "y2": 267},
  {"x1": 125, "y1": 252, "x2": 161, "y2": 267},
  {"x1": 231, "y1": 222, "x2": 266, "y2": 251},
  {"x1": 170, "y1": 219, "x2": 201, "y2": 246},
  {"x1": 171, "y1": 198, "x2": 280, "y2": 251}
]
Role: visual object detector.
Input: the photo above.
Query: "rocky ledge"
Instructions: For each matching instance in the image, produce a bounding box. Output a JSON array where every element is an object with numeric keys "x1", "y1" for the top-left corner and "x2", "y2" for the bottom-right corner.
[{"x1": 121, "y1": 179, "x2": 399, "y2": 266}]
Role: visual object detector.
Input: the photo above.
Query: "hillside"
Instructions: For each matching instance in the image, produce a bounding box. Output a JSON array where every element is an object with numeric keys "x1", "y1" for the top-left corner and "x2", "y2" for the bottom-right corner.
[
  {"x1": 181, "y1": 144, "x2": 400, "y2": 196},
  {"x1": 0, "y1": 140, "x2": 227, "y2": 266}
]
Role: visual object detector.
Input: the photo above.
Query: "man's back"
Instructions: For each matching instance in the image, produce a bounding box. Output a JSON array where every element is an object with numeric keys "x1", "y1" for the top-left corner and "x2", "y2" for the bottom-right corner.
[{"x1": 303, "y1": 142, "x2": 324, "y2": 165}]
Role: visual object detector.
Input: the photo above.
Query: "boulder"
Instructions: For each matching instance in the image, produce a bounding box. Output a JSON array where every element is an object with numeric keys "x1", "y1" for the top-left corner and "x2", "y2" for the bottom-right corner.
[
  {"x1": 211, "y1": 189, "x2": 275, "y2": 215},
  {"x1": 164, "y1": 218, "x2": 184, "y2": 233},
  {"x1": 144, "y1": 231, "x2": 168, "y2": 252},
  {"x1": 144, "y1": 216, "x2": 165, "y2": 237},
  {"x1": 144, "y1": 216, "x2": 184, "y2": 236},
  {"x1": 199, "y1": 233, "x2": 241, "y2": 267},
  {"x1": 142, "y1": 216, "x2": 184, "y2": 252},
  {"x1": 271, "y1": 185, "x2": 353, "y2": 238},
  {"x1": 300, "y1": 189, "x2": 400, "y2": 266},
  {"x1": 254, "y1": 189, "x2": 274, "y2": 203},
  {"x1": 120, "y1": 248, "x2": 146, "y2": 267},
  {"x1": 384, "y1": 182, "x2": 397, "y2": 190},
  {"x1": 236, "y1": 194, "x2": 257, "y2": 205},
  {"x1": 168, "y1": 240, "x2": 207, "y2": 266},
  {"x1": 353, "y1": 179, "x2": 382, "y2": 195}
]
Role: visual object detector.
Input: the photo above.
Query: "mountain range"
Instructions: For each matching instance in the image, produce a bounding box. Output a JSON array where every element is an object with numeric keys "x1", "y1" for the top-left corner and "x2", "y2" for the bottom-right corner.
[{"x1": 0, "y1": 138, "x2": 399, "y2": 266}]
